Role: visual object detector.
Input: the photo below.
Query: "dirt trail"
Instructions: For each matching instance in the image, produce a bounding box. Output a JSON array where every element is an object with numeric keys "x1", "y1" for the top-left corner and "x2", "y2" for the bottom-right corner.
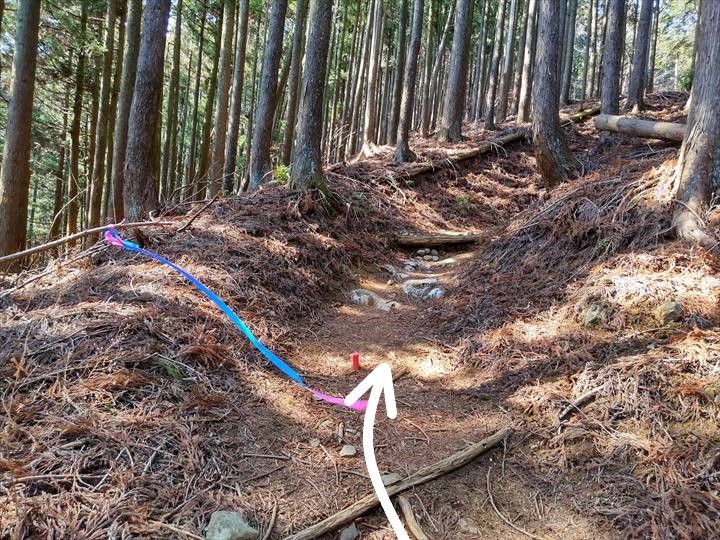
[{"x1": 290, "y1": 245, "x2": 606, "y2": 538}]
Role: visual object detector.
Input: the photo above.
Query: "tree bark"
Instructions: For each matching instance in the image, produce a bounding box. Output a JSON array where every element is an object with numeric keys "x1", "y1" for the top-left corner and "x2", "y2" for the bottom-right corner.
[
  {"x1": 359, "y1": 0, "x2": 383, "y2": 154},
  {"x1": 388, "y1": 0, "x2": 409, "y2": 144},
  {"x1": 673, "y1": 0, "x2": 720, "y2": 246},
  {"x1": 281, "y1": 0, "x2": 309, "y2": 165},
  {"x1": 110, "y1": 0, "x2": 141, "y2": 221},
  {"x1": 248, "y1": 0, "x2": 289, "y2": 189},
  {"x1": 470, "y1": 0, "x2": 488, "y2": 122},
  {"x1": 208, "y1": 0, "x2": 236, "y2": 197},
  {"x1": 50, "y1": 90, "x2": 71, "y2": 242},
  {"x1": 420, "y1": 0, "x2": 438, "y2": 137},
  {"x1": 395, "y1": 0, "x2": 425, "y2": 163},
  {"x1": 581, "y1": 0, "x2": 595, "y2": 100},
  {"x1": 645, "y1": 0, "x2": 659, "y2": 94},
  {"x1": 186, "y1": 0, "x2": 207, "y2": 198},
  {"x1": 438, "y1": 0, "x2": 473, "y2": 141},
  {"x1": 0, "y1": 0, "x2": 41, "y2": 268},
  {"x1": 160, "y1": 0, "x2": 184, "y2": 201},
  {"x1": 123, "y1": 0, "x2": 171, "y2": 221},
  {"x1": 517, "y1": 0, "x2": 538, "y2": 123},
  {"x1": 421, "y1": 4, "x2": 454, "y2": 138},
  {"x1": 88, "y1": 0, "x2": 117, "y2": 231},
  {"x1": 497, "y1": 0, "x2": 519, "y2": 121},
  {"x1": 512, "y1": 0, "x2": 531, "y2": 116},
  {"x1": 223, "y1": 0, "x2": 250, "y2": 193},
  {"x1": 601, "y1": 0, "x2": 625, "y2": 115},
  {"x1": 594, "y1": 114, "x2": 686, "y2": 142},
  {"x1": 484, "y1": 0, "x2": 508, "y2": 130},
  {"x1": 67, "y1": 2, "x2": 88, "y2": 245},
  {"x1": 289, "y1": 0, "x2": 333, "y2": 194},
  {"x1": 532, "y1": 0, "x2": 579, "y2": 188},
  {"x1": 625, "y1": 0, "x2": 653, "y2": 112},
  {"x1": 560, "y1": 0, "x2": 577, "y2": 105}
]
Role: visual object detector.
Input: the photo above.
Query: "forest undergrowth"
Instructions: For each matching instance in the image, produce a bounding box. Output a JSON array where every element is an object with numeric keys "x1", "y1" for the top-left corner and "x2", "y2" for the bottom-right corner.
[{"x1": 1, "y1": 95, "x2": 719, "y2": 539}]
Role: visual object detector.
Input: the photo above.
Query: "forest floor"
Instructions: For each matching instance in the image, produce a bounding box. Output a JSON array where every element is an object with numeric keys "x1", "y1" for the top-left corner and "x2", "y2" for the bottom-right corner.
[{"x1": 2, "y1": 93, "x2": 719, "y2": 540}]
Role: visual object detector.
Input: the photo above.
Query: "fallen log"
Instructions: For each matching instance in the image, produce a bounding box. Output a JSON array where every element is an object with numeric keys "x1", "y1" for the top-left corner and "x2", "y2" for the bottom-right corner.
[
  {"x1": 594, "y1": 114, "x2": 686, "y2": 142},
  {"x1": 395, "y1": 232, "x2": 484, "y2": 247},
  {"x1": 286, "y1": 427, "x2": 512, "y2": 540}
]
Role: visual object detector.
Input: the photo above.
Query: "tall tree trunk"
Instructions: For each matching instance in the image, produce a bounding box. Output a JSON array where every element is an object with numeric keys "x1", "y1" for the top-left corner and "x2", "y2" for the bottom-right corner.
[
  {"x1": 588, "y1": 0, "x2": 600, "y2": 97},
  {"x1": 208, "y1": 0, "x2": 236, "y2": 197},
  {"x1": 673, "y1": 0, "x2": 720, "y2": 246},
  {"x1": 439, "y1": 0, "x2": 473, "y2": 141},
  {"x1": 88, "y1": 0, "x2": 117, "y2": 231},
  {"x1": 111, "y1": 0, "x2": 141, "y2": 221},
  {"x1": 485, "y1": 0, "x2": 508, "y2": 130},
  {"x1": 280, "y1": 0, "x2": 309, "y2": 165},
  {"x1": 470, "y1": 0, "x2": 488, "y2": 121},
  {"x1": 645, "y1": 0, "x2": 659, "y2": 93},
  {"x1": 395, "y1": 0, "x2": 425, "y2": 163},
  {"x1": 423, "y1": 3, "x2": 455, "y2": 136},
  {"x1": 0, "y1": 0, "x2": 5, "y2": 80},
  {"x1": 532, "y1": 0, "x2": 579, "y2": 188},
  {"x1": 0, "y1": 0, "x2": 41, "y2": 267},
  {"x1": 360, "y1": 0, "x2": 383, "y2": 154},
  {"x1": 601, "y1": 0, "x2": 625, "y2": 115},
  {"x1": 388, "y1": 0, "x2": 409, "y2": 144},
  {"x1": 248, "y1": 0, "x2": 289, "y2": 189},
  {"x1": 223, "y1": 0, "x2": 250, "y2": 192},
  {"x1": 104, "y1": 4, "x2": 126, "y2": 221},
  {"x1": 186, "y1": 0, "x2": 207, "y2": 198},
  {"x1": 123, "y1": 0, "x2": 171, "y2": 221},
  {"x1": 517, "y1": 0, "x2": 538, "y2": 123},
  {"x1": 625, "y1": 0, "x2": 652, "y2": 111},
  {"x1": 338, "y1": 1, "x2": 362, "y2": 162},
  {"x1": 195, "y1": 8, "x2": 224, "y2": 199},
  {"x1": 420, "y1": 0, "x2": 439, "y2": 137},
  {"x1": 497, "y1": 0, "x2": 519, "y2": 121},
  {"x1": 595, "y1": 0, "x2": 609, "y2": 95},
  {"x1": 161, "y1": 0, "x2": 184, "y2": 200},
  {"x1": 326, "y1": 0, "x2": 350, "y2": 162},
  {"x1": 289, "y1": 0, "x2": 333, "y2": 194},
  {"x1": 581, "y1": 0, "x2": 595, "y2": 100},
  {"x1": 67, "y1": 2, "x2": 88, "y2": 245},
  {"x1": 560, "y1": 0, "x2": 578, "y2": 105},
  {"x1": 50, "y1": 89, "x2": 71, "y2": 242},
  {"x1": 241, "y1": 12, "x2": 265, "y2": 191},
  {"x1": 176, "y1": 51, "x2": 193, "y2": 193},
  {"x1": 512, "y1": 0, "x2": 531, "y2": 116}
]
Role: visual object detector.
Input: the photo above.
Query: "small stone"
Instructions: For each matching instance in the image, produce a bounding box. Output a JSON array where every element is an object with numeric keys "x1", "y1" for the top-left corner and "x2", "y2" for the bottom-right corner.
[
  {"x1": 309, "y1": 438, "x2": 320, "y2": 448},
  {"x1": 582, "y1": 302, "x2": 608, "y2": 327},
  {"x1": 339, "y1": 523, "x2": 360, "y2": 540},
  {"x1": 657, "y1": 300, "x2": 683, "y2": 324},
  {"x1": 381, "y1": 473, "x2": 403, "y2": 486},
  {"x1": 425, "y1": 287, "x2": 445, "y2": 300},
  {"x1": 430, "y1": 249, "x2": 439, "y2": 256},
  {"x1": 423, "y1": 255, "x2": 434, "y2": 261},
  {"x1": 457, "y1": 517, "x2": 481, "y2": 534},
  {"x1": 204, "y1": 511, "x2": 258, "y2": 540},
  {"x1": 339, "y1": 444, "x2": 357, "y2": 457},
  {"x1": 430, "y1": 256, "x2": 439, "y2": 261},
  {"x1": 350, "y1": 289, "x2": 375, "y2": 306},
  {"x1": 416, "y1": 248, "x2": 430, "y2": 256}
]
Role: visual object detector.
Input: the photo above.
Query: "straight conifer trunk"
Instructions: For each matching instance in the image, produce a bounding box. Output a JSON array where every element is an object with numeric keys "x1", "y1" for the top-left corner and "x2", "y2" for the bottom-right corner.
[
  {"x1": 388, "y1": 0, "x2": 409, "y2": 144},
  {"x1": 484, "y1": 0, "x2": 508, "y2": 130},
  {"x1": 123, "y1": 0, "x2": 171, "y2": 221},
  {"x1": 497, "y1": 0, "x2": 519, "y2": 121},
  {"x1": 223, "y1": 0, "x2": 250, "y2": 192},
  {"x1": 439, "y1": 0, "x2": 473, "y2": 141},
  {"x1": 395, "y1": 0, "x2": 425, "y2": 163},
  {"x1": 248, "y1": 0, "x2": 289, "y2": 189},
  {"x1": 601, "y1": 0, "x2": 625, "y2": 115},
  {"x1": 208, "y1": 0, "x2": 236, "y2": 197},
  {"x1": 560, "y1": 0, "x2": 577, "y2": 105},
  {"x1": 532, "y1": 0, "x2": 579, "y2": 188},
  {"x1": 625, "y1": 0, "x2": 653, "y2": 111},
  {"x1": 0, "y1": 0, "x2": 41, "y2": 267},
  {"x1": 281, "y1": 0, "x2": 309, "y2": 166},
  {"x1": 290, "y1": 0, "x2": 333, "y2": 193},
  {"x1": 517, "y1": 0, "x2": 538, "y2": 123},
  {"x1": 672, "y1": 0, "x2": 720, "y2": 246}
]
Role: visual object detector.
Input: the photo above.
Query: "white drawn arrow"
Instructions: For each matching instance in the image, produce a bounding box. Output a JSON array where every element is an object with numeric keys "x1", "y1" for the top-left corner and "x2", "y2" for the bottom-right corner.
[{"x1": 344, "y1": 363, "x2": 410, "y2": 540}]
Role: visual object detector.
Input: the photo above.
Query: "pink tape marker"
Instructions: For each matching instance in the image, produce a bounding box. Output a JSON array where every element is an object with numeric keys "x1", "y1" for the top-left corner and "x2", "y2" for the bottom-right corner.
[{"x1": 310, "y1": 388, "x2": 368, "y2": 412}]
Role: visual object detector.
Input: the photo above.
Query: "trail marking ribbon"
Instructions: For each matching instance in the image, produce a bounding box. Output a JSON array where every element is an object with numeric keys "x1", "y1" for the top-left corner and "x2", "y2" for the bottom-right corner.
[{"x1": 104, "y1": 226, "x2": 367, "y2": 412}]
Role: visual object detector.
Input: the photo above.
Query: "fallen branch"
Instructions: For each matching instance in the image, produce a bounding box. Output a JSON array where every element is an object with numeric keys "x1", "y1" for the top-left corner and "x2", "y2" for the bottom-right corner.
[
  {"x1": 395, "y1": 232, "x2": 484, "y2": 247},
  {"x1": 286, "y1": 427, "x2": 512, "y2": 540},
  {"x1": 397, "y1": 495, "x2": 431, "y2": 540},
  {"x1": 556, "y1": 386, "x2": 604, "y2": 422},
  {"x1": 177, "y1": 195, "x2": 219, "y2": 232},
  {"x1": 0, "y1": 221, "x2": 174, "y2": 268},
  {"x1": 594, "y1": 114, "x2": 686, "y2": 142}
]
